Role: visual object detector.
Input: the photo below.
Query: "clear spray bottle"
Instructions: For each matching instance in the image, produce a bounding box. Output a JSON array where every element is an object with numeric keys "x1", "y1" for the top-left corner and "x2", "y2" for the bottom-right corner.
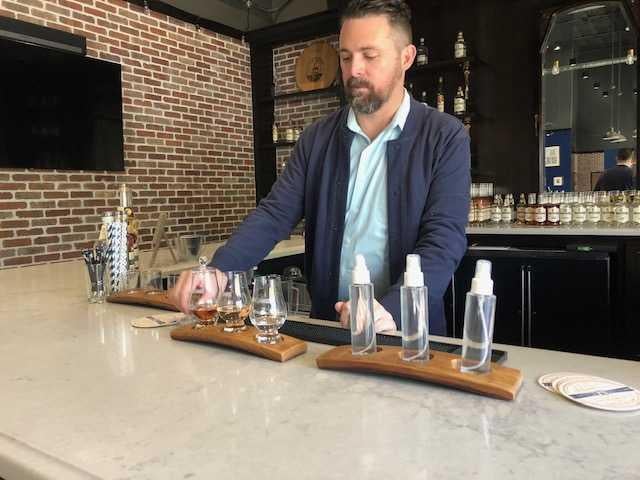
[
  {"x1": 460, "y1": 259, "x2": 496, "y2": 373},
  {"x1": 350, "y1": 254, "x2": 377, "y2": 355},
  {"x1": 400, "y1": 254, "x2": 429, "y2": 362}
]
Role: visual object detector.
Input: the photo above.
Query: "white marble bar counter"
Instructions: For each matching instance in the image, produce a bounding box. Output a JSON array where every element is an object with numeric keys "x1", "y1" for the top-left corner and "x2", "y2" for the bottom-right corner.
[
  {"x1": 143, "y1": 234, "x2": 305, "y2": 274},
  {"x1": 467, "y1": 225, "x2": 640, "y2": 236},
  {"x1": 1, "y1": 261, "x2": 639, "y2": 480}
]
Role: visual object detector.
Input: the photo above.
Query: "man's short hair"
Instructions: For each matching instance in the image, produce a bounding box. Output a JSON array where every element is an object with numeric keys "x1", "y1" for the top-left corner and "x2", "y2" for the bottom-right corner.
[
  {"x1": 341, "y1": 0, "x2": 413, "y2": 45},
  {"x1": 617, "y1": 148, "x2": 635, "y2": 162}
]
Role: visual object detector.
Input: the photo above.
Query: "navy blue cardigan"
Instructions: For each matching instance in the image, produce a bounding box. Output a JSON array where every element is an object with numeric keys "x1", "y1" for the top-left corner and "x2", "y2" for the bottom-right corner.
[{"x1": 212, "y1": 97, "x2": 470, "y2": 335}]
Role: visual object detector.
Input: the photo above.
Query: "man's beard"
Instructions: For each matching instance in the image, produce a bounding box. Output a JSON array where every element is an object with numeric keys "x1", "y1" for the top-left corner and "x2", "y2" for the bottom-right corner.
[{"x1": 345, "y1": 78, "x2": 390, "y2": 114}]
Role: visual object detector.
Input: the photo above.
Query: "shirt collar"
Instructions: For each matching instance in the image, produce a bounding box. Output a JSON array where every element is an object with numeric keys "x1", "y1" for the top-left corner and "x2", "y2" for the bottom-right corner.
[{"x1": 347, "y1": 88, "x2": 411, "y2": 140}]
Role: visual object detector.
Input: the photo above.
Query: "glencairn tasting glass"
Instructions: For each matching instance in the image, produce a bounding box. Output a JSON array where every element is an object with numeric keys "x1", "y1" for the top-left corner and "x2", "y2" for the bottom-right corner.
[
  {"x1": 250, "y1": 275, "x2": 288, "y2": 344},
  {"x1": 188, "y1": 259, "x2": 219, "y2": 328},
  {"x1": 217, "y1": 271, "x2": 252, "y2": 333}
]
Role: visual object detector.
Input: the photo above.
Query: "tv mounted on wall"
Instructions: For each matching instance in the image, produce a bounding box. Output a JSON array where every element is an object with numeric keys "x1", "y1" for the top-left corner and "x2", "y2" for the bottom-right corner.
[{"x1": 0, "y1": 37, "x2": 124, "y2": 171}]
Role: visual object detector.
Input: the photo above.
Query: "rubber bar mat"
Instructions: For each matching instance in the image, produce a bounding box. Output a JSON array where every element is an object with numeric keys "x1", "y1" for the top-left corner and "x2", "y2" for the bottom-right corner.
[{"x1": 279, "y1": 319, "x2": 508, "y2": 364}]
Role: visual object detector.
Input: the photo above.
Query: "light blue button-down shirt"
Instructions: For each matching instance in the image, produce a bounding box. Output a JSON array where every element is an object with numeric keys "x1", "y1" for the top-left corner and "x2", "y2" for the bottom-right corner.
[{"x1": 338, "y1": 90, "x2": 411, "y2": 300}]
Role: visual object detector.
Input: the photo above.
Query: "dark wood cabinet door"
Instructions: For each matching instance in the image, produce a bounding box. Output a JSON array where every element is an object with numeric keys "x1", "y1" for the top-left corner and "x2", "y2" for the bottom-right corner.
[{"x1": 528, "y1": 254, "x2": 611, "y2": 355}]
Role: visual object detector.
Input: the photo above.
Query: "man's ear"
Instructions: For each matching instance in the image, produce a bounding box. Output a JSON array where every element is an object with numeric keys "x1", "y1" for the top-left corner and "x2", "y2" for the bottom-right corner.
[{"x1": 401, "y1": 43, "x2": 417, "y2": 72}]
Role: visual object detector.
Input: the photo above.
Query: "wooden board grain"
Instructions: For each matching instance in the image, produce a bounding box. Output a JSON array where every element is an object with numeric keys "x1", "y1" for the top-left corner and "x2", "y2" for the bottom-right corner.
[
  {"x1": 295, "y1": 41, "x2": 338, "y2": 92},
  {"x1": 170, "y1": 324, "x2": 307, "y2": 362},
  {"x1": 316, "y1": 345, "x2": 523, "y2": 400},
  {"x1": 107, "y1": 289, "x2": 180, "y2": 312}
]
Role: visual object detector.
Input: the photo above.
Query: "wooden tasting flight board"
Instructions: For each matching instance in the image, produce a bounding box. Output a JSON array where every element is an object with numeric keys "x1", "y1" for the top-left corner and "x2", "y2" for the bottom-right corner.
[
  {"x1": 170, "y1": 324, "x2": 307, "y2": 363},
  {"x1": 107, "y1": 289, "x2": 180, "y2": 311},
  {"x1": 316, "y1": 345, "x2": 523, "y2": 401}
]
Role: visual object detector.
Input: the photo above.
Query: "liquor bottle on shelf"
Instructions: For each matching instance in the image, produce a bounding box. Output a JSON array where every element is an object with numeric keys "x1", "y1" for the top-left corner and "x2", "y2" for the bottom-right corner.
[
  {"x1": 525, "y1": 193, "x2": 536, "y2": 225},
  {"x1": 546, "y1": 192, "x2": 560, "y2": 226},
  {"x1": 468, "y1": 198, "x2": 476, "y2": 225},
  {"x1": 463, "y1": 61, "x2": 471, "y2": 101},
  {"x1": 534, "y1": 193, "x2": 547, "y2": 226},
  {"x1": 631, "y1": 190, "x2": 640, "y2": 225},
  {"x1": 437, "y1": 76, "x2": 445, "y2": 113},
  {"x1": 614, "y1": 192, "x2": 630, "y2": 227},
  {"x1": 501, "y1": 194, "x2": 515, "y2": 224},
  {"x1": 454, "y1": 86, "x2": 466, "y2": 117},
  {"x1": 416, "y1": 37, "x2": 428, "y2": 66},
  {"x1": 293, "y1": 123, "x2": 301, "y2": 142},
  {"x1": 559, "y1": 192, "x2": 573, "y2": 226},
  {"x1": 516, "y1": 193, "x2": 527, "y2": 224},
  {"x1": 455, "y1": 31, "x2": 467, "y2": 59},
  {"x1": 407, "y1": 82, "x2": 415, "y2": 97},
  {"x1": 490, "y1": 194, "x2": 503, "y2": 224},
  {"x1": 599, "y1": 191, "x2": 613, "y2": 225},
  {"x1": 586, "y1": 192, "x2": 601, "y2": 225},
  {"x1": 420, "y1": 91, "x2": 428, "y2": 106},
  {"x1": 285, "y1": 126, "x2": 294, "y2": 142},
  {"x1": 272, "y1": 122, "x2": 279, "y2": 144},
  {"x1": 571, "y1": 192, "x2": 587, "y2": 227}
]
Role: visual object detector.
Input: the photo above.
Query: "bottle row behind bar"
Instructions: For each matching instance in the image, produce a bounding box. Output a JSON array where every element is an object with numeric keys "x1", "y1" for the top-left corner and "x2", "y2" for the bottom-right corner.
[{"x1": 469, "y1": 190, "x2": 640, "y2": 227}]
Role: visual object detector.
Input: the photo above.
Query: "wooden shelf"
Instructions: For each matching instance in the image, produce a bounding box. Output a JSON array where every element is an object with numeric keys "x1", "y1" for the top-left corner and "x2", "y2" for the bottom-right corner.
[
  {"x1": 407, "y1": 57, "x2": 475, "y2": 79},
  {"x1": 258, "y1": 86, "x2": 341, "y2": 104}
]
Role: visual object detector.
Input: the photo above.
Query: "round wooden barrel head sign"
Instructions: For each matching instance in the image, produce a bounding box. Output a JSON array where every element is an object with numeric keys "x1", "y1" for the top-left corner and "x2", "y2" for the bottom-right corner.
[{"x1": 295, "y1": 42, "x2": 338, "y2": 92}]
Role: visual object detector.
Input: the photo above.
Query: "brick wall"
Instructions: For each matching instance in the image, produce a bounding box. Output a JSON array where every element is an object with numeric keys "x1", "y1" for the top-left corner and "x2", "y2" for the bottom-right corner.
[
  {"x1": 573, "y1": 152, "x2": 604, "y2": 192},
  {"x1": 273, "y1": 34, "x2": 341, "y2": 174},
  {"x1": 0, "y1": 0, "x2": 254, "y2": 268}
]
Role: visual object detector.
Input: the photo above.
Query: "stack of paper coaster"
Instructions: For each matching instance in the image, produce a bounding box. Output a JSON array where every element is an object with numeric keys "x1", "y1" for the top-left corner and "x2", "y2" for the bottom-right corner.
[{"x1": 538, "y1": 372, "x2": 640, "y2": 412}]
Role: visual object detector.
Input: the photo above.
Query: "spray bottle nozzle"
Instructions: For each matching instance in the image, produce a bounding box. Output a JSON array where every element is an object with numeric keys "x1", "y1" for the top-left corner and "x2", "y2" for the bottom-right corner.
[
  {"x1": 404, "y1": 254, "x2": 425, "y2": 288},
  {"x1": 352, "y1": 254, "x2": 371, "y2": 284},
  {"x1": 470, "y1": 259, "x2": 494, "y2": 295}
]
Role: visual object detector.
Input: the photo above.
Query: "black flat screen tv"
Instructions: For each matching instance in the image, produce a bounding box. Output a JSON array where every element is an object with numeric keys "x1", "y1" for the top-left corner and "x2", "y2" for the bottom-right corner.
[{"x1": 0, "y1": 37, "x2": 124, "y2": 171}]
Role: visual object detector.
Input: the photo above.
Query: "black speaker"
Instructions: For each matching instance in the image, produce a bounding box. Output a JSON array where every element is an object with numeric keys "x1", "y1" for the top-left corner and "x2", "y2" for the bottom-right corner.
[{"x1": 0, "y1": 16, "x2": 85, "y2": 55}]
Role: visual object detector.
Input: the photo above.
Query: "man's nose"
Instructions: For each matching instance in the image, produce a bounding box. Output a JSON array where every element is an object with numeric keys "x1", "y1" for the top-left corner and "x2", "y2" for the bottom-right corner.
[{"x1": 348, "y1": 56, "x2": 365, "y2": 78}]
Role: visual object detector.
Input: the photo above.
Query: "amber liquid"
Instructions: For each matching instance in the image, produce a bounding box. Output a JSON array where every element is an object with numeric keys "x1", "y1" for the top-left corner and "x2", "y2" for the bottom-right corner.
[
  {"x1": 218, "y1": 305, "x2": 251, "y2": 332},
  {"x1": 191, "y1": 305, "x2": 218, "y2": 322}
]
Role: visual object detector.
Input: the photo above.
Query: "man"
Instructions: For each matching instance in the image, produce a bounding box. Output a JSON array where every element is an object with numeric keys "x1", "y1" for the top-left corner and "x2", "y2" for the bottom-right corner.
[
  {"x1": 170, "y1": 0, "x2": 470, "y2": 335},
  {"x1": 595, "y1": 149, "x2": 636, "y2": 191}
]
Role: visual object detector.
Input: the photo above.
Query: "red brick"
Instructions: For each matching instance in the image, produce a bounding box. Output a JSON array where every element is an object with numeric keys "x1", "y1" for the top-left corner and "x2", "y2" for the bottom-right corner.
[
  {"x1": 4, "y1": 257, "x2": 33, "y2": 267},
  {"x1": 16, "y1": 228, "x2": 44, "y2": 236},
  {"x1": 4, "y1": 238, "x2": 31, "y2": 248},
  {"x1": 0, "y1": 201, "x2": 27, "y2": 210},
  {"x1": 34, "y1": 235, "x2": 60, "y2": 245},
  {"x1": 45, "y1": 209, "x2": 71, "y2": 217},
  {"x1": 47, "y1": 226, "x2": 72, "y2": 234},
  {"x1": 34, "y1": 253, "x2": 61, "y2": 263},
  {"x1": 15, "y1": 192, "x2": 42, "y2": 200},
  {"x1": 16, "y1": 210, "x2": 44, "y2": 219},
  {"x1": 0, "y1": 183, "x2": 27, "y2": 190},
  {"x1": 18, "y1": 246, "x2": 45, "y2": 256},
  {"x1": 1, "y1": 220, "x2": 29, "y2": 228}
]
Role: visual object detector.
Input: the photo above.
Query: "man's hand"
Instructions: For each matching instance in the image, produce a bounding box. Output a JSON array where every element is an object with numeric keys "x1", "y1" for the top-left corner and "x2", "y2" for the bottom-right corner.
[
  {"x1": 334, "y1": 299, "x2": 397, "y2": 333},
  {"x1": 168, "y1": 268, "x2": 226, "y2": 314}
]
